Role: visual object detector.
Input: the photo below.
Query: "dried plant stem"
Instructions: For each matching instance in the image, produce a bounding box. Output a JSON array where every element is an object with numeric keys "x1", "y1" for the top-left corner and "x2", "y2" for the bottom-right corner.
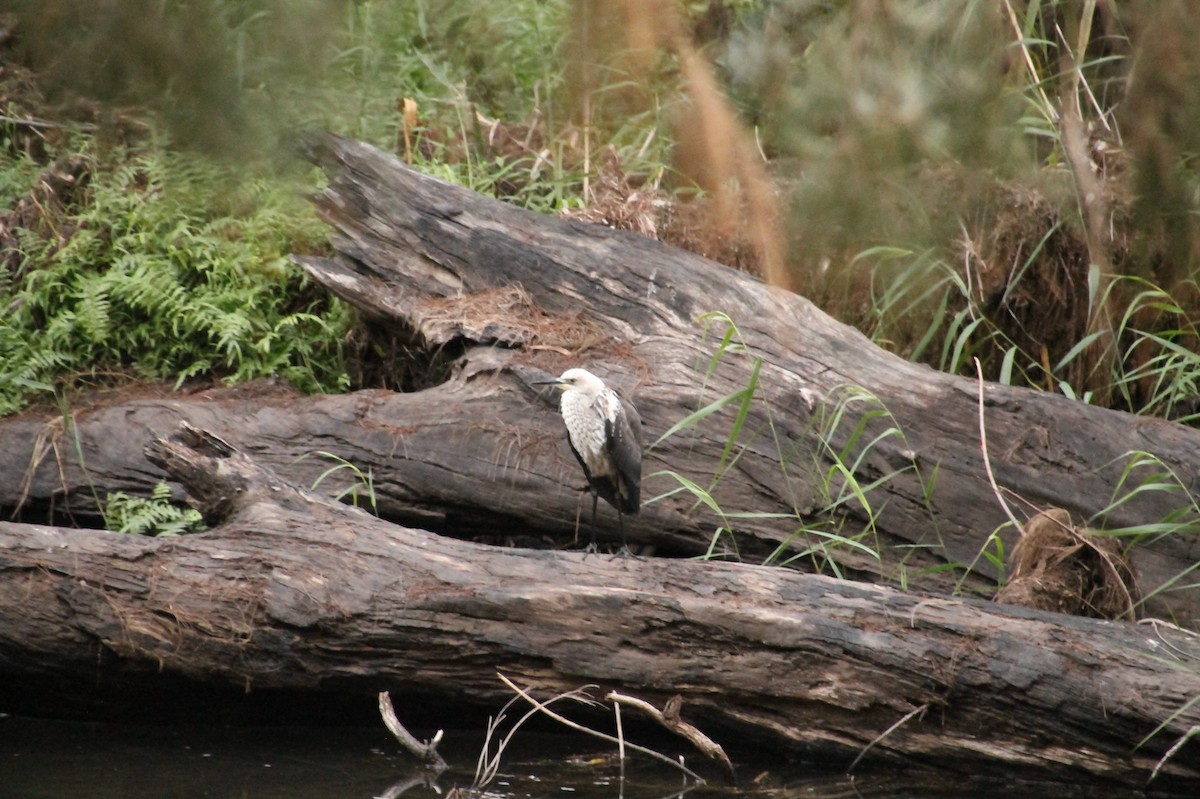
[
  {"x1": 1148, "y1": 724, "x2": 1200, "y2": 784},
  {"x1": 496, "y1": 673, "x2": 704, "y2": 783},
  {"x1": 975, "y1": 358, "x2": 1024, "y2": 536},
  {"x1": 848, "y1": 703, "x2": 929, "y2": 774},
  {"x1": 607, "y1": 691, "x2": 734, "y2": 784}
]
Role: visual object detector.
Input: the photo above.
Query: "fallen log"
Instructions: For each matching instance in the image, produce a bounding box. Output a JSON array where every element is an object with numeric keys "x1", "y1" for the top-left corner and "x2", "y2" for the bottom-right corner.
[
  {"x1": 5, "y1": 132, "x2": 1200, "y2": 623},
  {"x1": 0, "y1": 360, "x2": 703, "y2": 553},
  {"x1": 1, "y1": 422, "x2": 1198, "y2": 790}
]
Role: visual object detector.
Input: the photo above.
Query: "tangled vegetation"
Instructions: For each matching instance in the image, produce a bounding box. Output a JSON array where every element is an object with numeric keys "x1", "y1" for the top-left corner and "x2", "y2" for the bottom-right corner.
[
  {"x1": 2, "y1": 2, "x2": 1200, "y2": 574},
  {"x1": 4, "y1": 1, "x2": 1198, "y2": 419},
  {"x1": 0, "y1": 144, "x2": 347, "y2": 415}
]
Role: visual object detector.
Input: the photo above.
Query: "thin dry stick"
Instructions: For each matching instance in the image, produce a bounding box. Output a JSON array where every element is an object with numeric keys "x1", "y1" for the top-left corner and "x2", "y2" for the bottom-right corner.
[
  {"x1": 975, "y1": 358, "x2": 1024, "y2": 536},
  {"x1": 614, "y1": 698, "x2": 626, "y2": 782},
  {"x1": 1139, "y1": 619, "x2": 1200, "y2": 662},
  {"x1": 474, "y1": 697, "x2": 518, "y2": 787},
  {"x1": 607, "y1": 692, "x2": 733, "y2": 783},
  {"x1": 474, "y1": 687, "x2": 596, "y2": 788},
  {"x1": 1148, "y1": 725, "x2": 1200, "y2": 784},
  {"x1": 848, "y1": 703, "x2": 929, "y2": 774},
  {"x1": 496, "y1": 673, "x2": 704, "y2": 783},
  {"x1": 579, "y1": 1, "x2": 592, "y2": 205},
  {"x1": 0, "y1": 113, "x2": 99, "y2": 132}
]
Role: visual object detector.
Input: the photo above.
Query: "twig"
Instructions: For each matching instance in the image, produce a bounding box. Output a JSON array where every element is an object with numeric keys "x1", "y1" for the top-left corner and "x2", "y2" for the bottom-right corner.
[
  {"x1": 975, "y1": 358, "x2": 1024, "y2": 536},
  {"x1": 614, "y1": 697, "x2": 626, "y2": 783},
  {"x1": 378, "y1": 691, "x2": 448, "y2": 772},
  {"x1": 0, "y1": 113, "x2": 98, "y2": 132},
  {"x1": 1148, "y1": 725, "x2": 1200, "y2": 784},
  {"x1": 1138, "y1": 617, "x2": 1200, "y2": 638},
  {"x1": 472, "y1": 688, "x2": 595, "y2": 789},
  {"x1": 1138, "y1": 618, "x2": 1200, "y2": 662},
  {"x1": 848, "y1": 703, "x2": 929, "y2": 774},
  {"x1": 496, "y1": 673, "x2": 704, "y2": 783},
  {"x1": 606, "y1": 691, "x2": 734, "y2": 785}
]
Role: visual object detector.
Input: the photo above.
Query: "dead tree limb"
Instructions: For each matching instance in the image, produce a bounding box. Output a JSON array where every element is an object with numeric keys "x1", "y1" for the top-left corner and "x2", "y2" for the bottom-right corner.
[{"x1": 1, "y1": 423, "x2": 1198, "y2": 790}]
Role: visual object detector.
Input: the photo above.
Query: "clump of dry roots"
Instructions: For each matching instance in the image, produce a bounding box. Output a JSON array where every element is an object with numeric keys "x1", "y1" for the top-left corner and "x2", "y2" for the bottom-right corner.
[{"x1": 995, "y1": 508, "x2": 1137, "y2": 620}]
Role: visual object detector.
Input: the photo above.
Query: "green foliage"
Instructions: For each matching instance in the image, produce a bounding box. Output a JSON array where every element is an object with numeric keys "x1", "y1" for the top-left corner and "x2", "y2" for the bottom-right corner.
[
  {"x1": 104, "y1": 481, "x2": 205, "y2": 537},
  {"x1": 856, "y1": 245, "x2": 1200, "y2": 420},
  {"x1": 954, "y1": 527, "x2": 1012, "y2": 597},
  {"x1": 321, "y1": 0, "x2": 571, "y2": 137},
  {"x1": 1087, "y1": 450, "x2": 1200, "y2": 612},
  {"x1": 0, "y1": 0, "x2": 676, "y2": 409},
  {"x1": 310, "y1": 0, "x2": 673, "y2": 213},
  {"x1": 7, "y1": 0, "x2": 342, "y2": 159},
  {"x1": 723, "y1": 0, "x2": 1200, "y2": 422},
  {"x1": 727, "y1": 0, "x2": 1029, "y2": 267},
  {"x1": 303, "y1": 450, "x2": 379, "y2": 514},
  {"x1": 0, "y1": 145, "x2": 350, "y2": 415},
  {"x1": 648, "y1": 312, "x2": 944, "y2": 578},
  {"x1": 5, "y1": 0, "x2": 1200, "y2": 611}
]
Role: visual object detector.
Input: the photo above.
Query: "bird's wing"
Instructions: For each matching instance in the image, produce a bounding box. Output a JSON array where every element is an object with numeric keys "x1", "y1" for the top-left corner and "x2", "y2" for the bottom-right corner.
[
  {"x1": 604, "y1": 389, "x2": 643, "y2": 513},
  {"x1": 565, "y1": 429, "x2": 594, "y2": 483},
  {"x1": 618, "y1": 392, "x2": 643, "y2": 449}
]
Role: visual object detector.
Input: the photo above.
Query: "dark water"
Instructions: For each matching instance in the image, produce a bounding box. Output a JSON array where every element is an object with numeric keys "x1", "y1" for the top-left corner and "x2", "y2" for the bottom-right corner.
[{"x1": 0, "y1": 713, "x2": 1178, "y2": 799}]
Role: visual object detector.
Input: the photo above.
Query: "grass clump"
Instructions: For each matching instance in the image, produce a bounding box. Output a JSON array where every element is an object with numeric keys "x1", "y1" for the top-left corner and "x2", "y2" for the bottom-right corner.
[
  {"x1": 709, "y1": 0, "x2": 1200, "y2": 421},
  {"x1": 647, "y1": 312, "x2": 936, "y2": 580},
  {"x1": 854, "y1": 245, "x2": 1200, "y2": 421}
]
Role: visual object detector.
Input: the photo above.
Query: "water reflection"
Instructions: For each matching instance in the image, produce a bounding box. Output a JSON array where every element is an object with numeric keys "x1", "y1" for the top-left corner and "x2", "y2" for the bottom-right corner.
[{"x1": 0, "y1": 714, "x2": 1170, "y2": 799}]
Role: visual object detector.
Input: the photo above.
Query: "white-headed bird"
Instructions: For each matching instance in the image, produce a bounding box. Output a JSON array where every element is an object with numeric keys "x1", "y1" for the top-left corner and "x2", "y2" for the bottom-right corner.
[{"x1": 537, "y1": 368, "x2": 642, "y2": 554}]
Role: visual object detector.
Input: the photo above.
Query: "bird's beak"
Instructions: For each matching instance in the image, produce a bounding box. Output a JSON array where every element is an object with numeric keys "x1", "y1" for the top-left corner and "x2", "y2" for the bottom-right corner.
[{"x1": 532, "y1": 378, "x2": 566, "y2": 386}]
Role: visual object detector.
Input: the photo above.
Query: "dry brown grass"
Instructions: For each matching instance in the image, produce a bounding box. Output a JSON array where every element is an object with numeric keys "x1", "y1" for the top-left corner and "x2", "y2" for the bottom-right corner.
[
  {"x1": 995, "y1": 507, "x2": 1138, "y2": 621},
  {"x1": 564, "y1": 0, "x2": 785, "y2": 284}
]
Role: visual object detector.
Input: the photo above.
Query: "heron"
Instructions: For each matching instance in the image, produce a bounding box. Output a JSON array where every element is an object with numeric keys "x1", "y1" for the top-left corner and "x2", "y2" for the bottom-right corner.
[{"x1": 535, "y1": 368, "x2": 643, "y2": 554}]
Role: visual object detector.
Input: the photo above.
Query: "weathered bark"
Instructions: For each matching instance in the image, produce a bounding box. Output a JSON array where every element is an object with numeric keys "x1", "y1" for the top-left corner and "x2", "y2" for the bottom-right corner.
[
  {"x1": 5, "y1": 132, "x2": 1200, "y2": 623},
  {"x1": 0, "y1": 365, "x2": 702, "y2": 552},
  {"x1": 294, "y1": 132, "x2": 1200, "y2": 623},
  {"x1": 2, "y1": 423, "x2": 1198, "y2": 790}
]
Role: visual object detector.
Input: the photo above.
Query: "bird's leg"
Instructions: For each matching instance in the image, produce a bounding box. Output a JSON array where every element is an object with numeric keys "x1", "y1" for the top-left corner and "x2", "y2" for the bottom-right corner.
[
  {"x1": 572, "y1": 493, "x2": 584, "y2": 546},
  {"x1": 610, "y1": 510, "x2": 637, "y2": 559},
  {"x1": 582, "y1": 492, "x2": 600, "y2": 556}
]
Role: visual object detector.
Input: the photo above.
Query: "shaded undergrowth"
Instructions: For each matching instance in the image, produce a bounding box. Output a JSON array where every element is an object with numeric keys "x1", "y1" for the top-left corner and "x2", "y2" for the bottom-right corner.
[
  {"x1": 5, "y1": 2, "x2": 1200, "y2": 422},
  {"x1": 0, "y1": 142, "x2": 349, "y2": 416}
]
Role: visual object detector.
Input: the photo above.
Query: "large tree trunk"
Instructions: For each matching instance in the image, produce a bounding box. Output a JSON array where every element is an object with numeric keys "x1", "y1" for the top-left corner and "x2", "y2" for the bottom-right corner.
[
  {"x1": 4, "y1": 133, "x2": 1200, "y2": 622},
  {"x1": 2, "y1": 423, "x2": 1198, "y2": 791}
]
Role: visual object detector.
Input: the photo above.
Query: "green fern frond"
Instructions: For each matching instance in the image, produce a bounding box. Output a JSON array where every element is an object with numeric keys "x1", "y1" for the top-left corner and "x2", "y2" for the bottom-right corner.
[{"x1": 104, "y1": 481, "x2": 205, "y2": 537}]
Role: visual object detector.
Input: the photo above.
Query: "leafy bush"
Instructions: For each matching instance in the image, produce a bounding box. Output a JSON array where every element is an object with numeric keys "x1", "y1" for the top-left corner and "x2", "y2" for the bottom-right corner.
[{"x1": 0, "y1": 144, "x2": 349, "y2": 415}]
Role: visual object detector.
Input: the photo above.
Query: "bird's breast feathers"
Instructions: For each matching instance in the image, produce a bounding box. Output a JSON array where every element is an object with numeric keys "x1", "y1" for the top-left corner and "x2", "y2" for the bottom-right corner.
[{"x1": 561, "y1": 390, "x2": 618, "y2": 474}]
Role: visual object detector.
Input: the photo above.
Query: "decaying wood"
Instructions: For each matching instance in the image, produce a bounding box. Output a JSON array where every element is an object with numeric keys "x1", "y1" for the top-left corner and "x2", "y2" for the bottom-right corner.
[
  {"x1": 2, "y1": 132, "x2": 1200, "y2": 789},
  {"x1": 378, "y1": 691, "x2": 447, "y2": 772},
  {"x1": 2, "y1": 422, "x2": 1199, "y2": 790},
  {"x1": 298, "y1": 132, "x2": 1200, "y2": 621}
]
